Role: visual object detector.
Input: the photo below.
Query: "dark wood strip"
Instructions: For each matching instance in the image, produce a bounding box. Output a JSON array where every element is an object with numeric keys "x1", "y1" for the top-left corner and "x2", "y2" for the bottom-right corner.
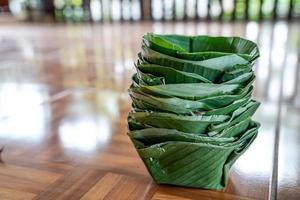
[
  {"x1": 277, "y1": 105, "x2": 300, "y2": 200},
  {"x1": 0, "y1": 187, "x2": 36, "y2": 200},
  {"x1": 269, "y1": 19, "x2": 290, "y2": 200},
  {"x1": 0, "y1": 164, "x2": 61, "y2": 194},
  {"x1": 154, "y1": 186, "x2": 253, "y2": 200},
  {"x1": 103, "y1": 173, "x2": 155, "y2": 200},
  {"x1": 33, "y1": 167, "x2": 105, "y2": 200}
]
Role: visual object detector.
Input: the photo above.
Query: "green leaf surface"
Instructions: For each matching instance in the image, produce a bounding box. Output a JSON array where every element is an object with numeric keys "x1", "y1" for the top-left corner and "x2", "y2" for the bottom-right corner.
[
  {"x1": 128, "y1": 111, "x2": 229, "y2": 134},
  {"x1": 133, "y1": 123, "x2": 259, "y2": 189},
  {"x1": 135, "y1": 82, "x2": 241, "y2": 101},
  {"x1": 143, "y1": 33, "x2": 260, "y2": 62},
  {"x1": 128, "y1": 100, "x2": 258, "y2": 134},
  {"x1": 130, "y1": 85, "x2": 253, "y2": 114},
  {"x1": 141, "y1": 46, "x2": 251, "y2": 82},
  {"x1": 137, "y1": 63, "x2": 212, "y2": 84}
]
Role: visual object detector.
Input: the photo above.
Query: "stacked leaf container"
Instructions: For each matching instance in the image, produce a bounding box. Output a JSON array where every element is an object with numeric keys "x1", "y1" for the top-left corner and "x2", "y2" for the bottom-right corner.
[{"x1": 127, "y1": 33, "x2": 260, "y2": 190}]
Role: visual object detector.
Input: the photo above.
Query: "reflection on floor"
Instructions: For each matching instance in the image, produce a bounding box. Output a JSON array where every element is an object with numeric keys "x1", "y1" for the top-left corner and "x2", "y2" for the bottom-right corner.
[{"x1": 0, "y1": 21, "x2": 299, "y2": 199}]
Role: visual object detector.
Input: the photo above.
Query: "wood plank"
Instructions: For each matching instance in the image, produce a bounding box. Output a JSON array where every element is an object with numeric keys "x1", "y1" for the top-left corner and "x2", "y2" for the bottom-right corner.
[
  {"x1": 152, "y1": 192, "x2": 192, "y2": 200},
  {"x1": 153, "y1": 186, "x2": 254, "y2": 200},
  {"x1": 81, "y1": 152, "x2": 149, "y2": 176},
  {"x1": 0, "y1": 164, "x2": 60, "y2": 185},
  {"x1": 0, "y1": 187, "x2": 35, "y2": 200},
  {"x1": 33, "y1": 168, "x2": 105, "y2": 200},
  {"x1": 81, "y1": 173, "x2": 155, "y2": 200},
  {"x1": 80, "y1": 173, "x2": 123, "y2": 200},
  {"x1": 0, "y1": 164, "x2": 61, "y2": 194},
  {"x1": 277, "y1": 105, "x2": 300, "y2": 200}
]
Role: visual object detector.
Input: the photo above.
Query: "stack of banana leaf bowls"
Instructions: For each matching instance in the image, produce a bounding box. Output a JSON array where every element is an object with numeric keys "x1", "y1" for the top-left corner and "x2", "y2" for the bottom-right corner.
[{"x1": 127, "y1": 33, "x2": 261, "y2": 190}]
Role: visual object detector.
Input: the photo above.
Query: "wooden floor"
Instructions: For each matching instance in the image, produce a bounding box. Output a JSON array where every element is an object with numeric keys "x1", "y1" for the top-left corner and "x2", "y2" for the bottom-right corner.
[{"x1": 0, "y1": 21, "x2": 299, "y2": 200}]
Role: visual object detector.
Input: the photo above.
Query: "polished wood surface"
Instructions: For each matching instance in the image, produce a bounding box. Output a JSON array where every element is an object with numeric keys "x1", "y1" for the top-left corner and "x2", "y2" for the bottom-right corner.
[{"x1": 0, "y1": 21, "x2": 299, "y2": 200}]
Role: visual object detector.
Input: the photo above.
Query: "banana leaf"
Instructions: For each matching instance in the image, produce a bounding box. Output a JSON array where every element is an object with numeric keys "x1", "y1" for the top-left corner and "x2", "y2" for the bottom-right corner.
[
  {"x1": 129, "y1": 120, "x2": 259, "y2": 147},
  {"x1": 208, "y1": 100, "x2": 260, "y2": 135},
  {"x1": 221, "y1": 65, "x2": 252, "y2": 82},
  {"x1": 128, "y1": 111, "x2": 229, "y2": 134},
  {"x1": 136, "y1": 63, "x2": 212, "y2": 84},
  {"x1": 132, "y1": 122, "x2": 259, "y2": 189},
  {"x1": 128, "y1": 100, "x2": 258, "y2": 134},
  {"x1": 136, "y1": 68, "x2": 165, "y2": 85},
  {"x1": 138, "y1": 55, "x2": 253, "y2": 84},
  {"x1": 198, "y1": 86, "x2": 253, "y2": 108},
  {"x1": 128, "y1": 128, "x2": 235, "y2": 147},
  {"x1": 222, "y1": 72, "x2": 254, "y2": 85},
  {"x1": 141, "y1": 46, "x2": 251, "y2": 82},
  {"x1": 135, "y1": 64, "x2": 254, "y2": 86},
  {"x1": 129, "y1": 84, "x2": 253, "y2": 114},
  {"x1": 213, "y1": 118, "x2": 253, "y2": 138},
  {"x1": 128, "y1": 117, "x2": 153, "y2": 130},
  {"x1": 130, "y1": 91, "x2": 213, "y2": 114},
  {"x1": 143, "y1": 33, "x2": 260, "y2": 62},
  {"x1": 203, "y1": 97, "x2": 250, "y2": 115},
  {"x1": 128, "y1": 118, "x2": 255, "y2": 141},
  {"x1": 133, "y1": 82, "x2": 242, "y2": 101},
  {"x1": 128, "y1": 119, "x2": 259, "y2": 146},
  {"x1": 131, "y1": 90, "x2": 250, "y2": 115}
]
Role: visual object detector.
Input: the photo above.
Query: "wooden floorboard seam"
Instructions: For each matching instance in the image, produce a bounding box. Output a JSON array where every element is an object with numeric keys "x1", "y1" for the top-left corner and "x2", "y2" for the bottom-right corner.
[{"x1": 268, "y1": 25, "x2": 289, "y2": 200}]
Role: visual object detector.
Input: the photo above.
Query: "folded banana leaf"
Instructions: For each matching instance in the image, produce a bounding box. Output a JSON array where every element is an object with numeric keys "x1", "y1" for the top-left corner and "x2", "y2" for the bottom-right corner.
[
  {"x1": 136, "y1": 63, "x2": 212, "y2": 84},
  {"x1": 199, "y1": 86, "x2": 253, "y2": 108},
  {"x1": 221, "y1": 65, "x2": 252, "y2": 82},
  {"x1": 129, "y1": 84, "x2": 253, "y2": 114},
  {"x1": 213, "y1": 118, "x2": 252, "y2": 138},
  {"x1": 128, "y1": 100, "x2": 258, "y2": 134},
  {"x1": 128, "y1": 119, "x2": 259, "y2": 145},
  {"x1": 128, "y1": 117, "x2": 257, "y2": 140},
  {"x1": 132, "y1": 121, "x2": 259, "y2": 189},
  {"x1": 131, "y1": 90, "x2": 250, "y2": 115},
  {"x1": 129, "y1": 120, "x2": 259, "y2": 146},
  {"x1": 133, "y1": 82, "x2": 242, "y2": 101},
  {"x1": 128, "y1": 111, "x2": 229, "y2": 134},
  {"x1": 128, "y1": 33, "x2": 261, "y2": 190},
  {"x1": 136, "y1": 61, "x2": 254, "y2": 86},
  {"x1": 138, "y1": 56, "x2": 253, "y2": 85},
  {"x1": 131, "y1": 75, "x2": 254, "y2": 102},
  {"x1": 130, "y1": 91, "x2": 213, "y2": 114},
  {"x1": 128, "y1": 128, "x2": 235, "y2": 147},
  {"x1": 203, "y1": 97, "x2": 251, "y2": 115},
  {"x1": 141, "y1": 46, "x2": 251, "y2": 82},
  {"x1": 143, "y1": 33, "x2": 260, "y2": 62},
  {"x1": 222, "y1": 72, "x2": 254, "y2": 85},
  {"x1": 209, "y1": 100, "x2": 260, "y2": 133}
]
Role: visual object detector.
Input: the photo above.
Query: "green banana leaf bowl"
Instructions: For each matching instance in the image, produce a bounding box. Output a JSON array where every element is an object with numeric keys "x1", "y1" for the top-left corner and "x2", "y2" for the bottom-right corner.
[
  {"x1": 127, "y1": 33, "x2": 261, "y2": 190},
  {"x1": 128, "y1": 100, "x2": 260, "y2": 135},
  {"x1": 140, "y1": 47, "x2": 253, "y2": 83},
  {"x1": 128, "y1": 121, "x2": 260, "y2": 190},
  {"x1": 135, "y1": 62, "x2": 254, "y2": 86},
  {"x1": 143, "y1": 33, "x2": 260, "y2": 62}
]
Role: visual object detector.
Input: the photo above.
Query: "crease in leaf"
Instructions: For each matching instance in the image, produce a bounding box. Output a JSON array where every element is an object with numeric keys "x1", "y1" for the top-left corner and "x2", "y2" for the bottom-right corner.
[{"x1": 141, "y1": 46, "x2": 252, "y2": 82}]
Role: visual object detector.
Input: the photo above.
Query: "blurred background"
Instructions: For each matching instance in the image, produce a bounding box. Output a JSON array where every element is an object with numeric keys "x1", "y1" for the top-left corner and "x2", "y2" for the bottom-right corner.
[
  {"x1": 1, "y1": 0, "x2": 300, "y2": 22},
  {"x1": 0, "y1": 1, "x2": 299, "y2": 199}
]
